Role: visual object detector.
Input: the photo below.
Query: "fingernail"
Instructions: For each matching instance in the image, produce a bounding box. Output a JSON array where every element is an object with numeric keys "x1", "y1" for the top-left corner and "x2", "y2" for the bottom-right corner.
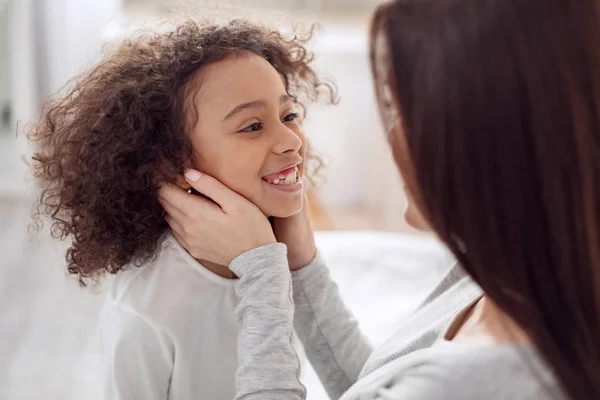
[{"x1": 184, "y1": 169, "x2": 203, "y2": 182}]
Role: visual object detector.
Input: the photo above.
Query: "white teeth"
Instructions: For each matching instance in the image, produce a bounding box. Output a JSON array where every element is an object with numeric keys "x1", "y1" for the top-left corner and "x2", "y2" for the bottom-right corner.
[{"x1": 267, "y1": 170, "x2": 298, "y2": 186}]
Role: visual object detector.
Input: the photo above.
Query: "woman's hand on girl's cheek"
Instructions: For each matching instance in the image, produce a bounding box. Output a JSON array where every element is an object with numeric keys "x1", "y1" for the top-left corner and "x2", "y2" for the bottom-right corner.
[
  {"x1": 158, "y1": 169, "x2": 276, "y2": 266},
  {"x1": 272, "y1": 194, "x2": 317, "y2": 271}
]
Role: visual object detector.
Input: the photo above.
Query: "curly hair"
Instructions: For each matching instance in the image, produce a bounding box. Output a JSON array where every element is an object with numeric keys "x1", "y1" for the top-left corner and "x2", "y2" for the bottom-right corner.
[{"x1": 28, "y1": 19, "x2": 337, "y2": 285}]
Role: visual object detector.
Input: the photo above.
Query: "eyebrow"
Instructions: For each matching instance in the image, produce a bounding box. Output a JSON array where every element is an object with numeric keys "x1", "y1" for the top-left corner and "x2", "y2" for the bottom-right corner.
[{"x1": 222, "y1": 94, "x2": 292, "y2": 121}]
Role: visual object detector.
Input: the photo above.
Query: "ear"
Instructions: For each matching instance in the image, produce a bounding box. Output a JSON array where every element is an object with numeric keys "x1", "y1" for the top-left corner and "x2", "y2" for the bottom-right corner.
[
  {"x1": 175, "y1": 174, "x2": 191, "y2": 192},
  {"x1": 175, "y1": 157, "x2": 198, "y2": 191}
]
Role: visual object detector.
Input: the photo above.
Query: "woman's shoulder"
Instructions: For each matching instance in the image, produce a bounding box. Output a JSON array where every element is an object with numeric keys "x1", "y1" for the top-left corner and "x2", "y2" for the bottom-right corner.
[
  {"x1": 351, "y1": 343, "x2": 564, "y2": 400},
  {"x1": 417, "y1": 263, "x2": 477, "y2": 308},
  {"x1": 427, "y1": 344, "x2": 561, "y2": 399}
]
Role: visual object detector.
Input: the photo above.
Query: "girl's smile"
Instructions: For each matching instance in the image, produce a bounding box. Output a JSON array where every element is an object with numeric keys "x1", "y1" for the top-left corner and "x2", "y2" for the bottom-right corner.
[{"x1": 261, "y1": 165, "x2": 304, "y2": 193}]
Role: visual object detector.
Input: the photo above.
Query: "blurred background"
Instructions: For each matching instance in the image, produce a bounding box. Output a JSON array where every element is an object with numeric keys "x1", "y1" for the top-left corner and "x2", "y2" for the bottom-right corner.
[{"x1": 0, "y1": 1, "x2": 452, "y2": 399}]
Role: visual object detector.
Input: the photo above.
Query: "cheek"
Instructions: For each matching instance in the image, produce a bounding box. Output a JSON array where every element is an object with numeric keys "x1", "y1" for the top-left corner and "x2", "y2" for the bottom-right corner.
[
  {"x1": 193, "y1": 142, "x2": 263, "y2": 195},
  {"x1": 197, "y1": 157, "x2": 256, "y2": 191}
]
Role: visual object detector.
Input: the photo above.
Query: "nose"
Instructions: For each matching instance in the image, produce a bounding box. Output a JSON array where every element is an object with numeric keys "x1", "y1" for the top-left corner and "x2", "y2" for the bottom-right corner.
[{"x1": 272, "y1": 125, "x2": 303, "y2": 156}]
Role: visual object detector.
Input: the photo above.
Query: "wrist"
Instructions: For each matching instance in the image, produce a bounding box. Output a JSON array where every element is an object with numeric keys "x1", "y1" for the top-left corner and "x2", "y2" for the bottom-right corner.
[
  {"x1": 230, "y1": 242, "x2": 289, "y2": 276},
  {"x1": 237, "y1": 233, "x2": 276, "y2": 261},
  {"x1": 257, "y1": 233, "x2": 277, "y2": 249},
  {"x1": 289, "y1": 244, "x2": 317, "y2": 271}
]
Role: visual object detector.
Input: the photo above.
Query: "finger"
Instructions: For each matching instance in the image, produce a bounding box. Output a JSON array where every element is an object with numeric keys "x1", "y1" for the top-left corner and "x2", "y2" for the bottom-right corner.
[
  {"x1": 165, "y1": 213, "x2": 184, "y2": 236},
  {"x1": 184, "y1": 169, "x2": 245, "y2": 214},
  {"x1": 158, "y1": 183, "x2": 192, "y2": 216},
  {"x1": 171, "y1": 229, "x2": 194, "y2": 257},
  {"x1": 159, "y1": 182, "x2": 221, "y2": 218},
  {"x1": 159, "y1": 192, "x2": 187, "y2": 222}
]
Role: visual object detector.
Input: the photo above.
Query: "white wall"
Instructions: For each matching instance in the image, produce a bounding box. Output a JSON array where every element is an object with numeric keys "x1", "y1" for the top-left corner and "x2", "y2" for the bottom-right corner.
[
  {"x1": 0, "y1": 0, "x2": 37, "y2": 195},
  {"x1": 303, "y1": 23, "x2": 407, "y2": 218},
  {"x1": 8, "y1": 0, "x2": 36, "y2": 129},
  {"x1": 0, "y1": 0, "x2": 124, "y2": 195},
  {"x1": 37, "y1": 0, "x2": 123, "y2": 98},
  {"x1": 300, "y1": 22, "x2": 413, "y2": 230},
  {"x1": 0, "y1": 2, "x2": 9, "y2": 136},
  {"x1": 305, "y1": 49, "x2": 381, "y2": 208}
]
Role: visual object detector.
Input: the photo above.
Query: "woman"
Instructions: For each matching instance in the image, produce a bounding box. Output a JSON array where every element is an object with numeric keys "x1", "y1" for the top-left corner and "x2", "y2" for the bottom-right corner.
[{"x1": 159, "y1": 0, "x2": 600, "y2": 398}]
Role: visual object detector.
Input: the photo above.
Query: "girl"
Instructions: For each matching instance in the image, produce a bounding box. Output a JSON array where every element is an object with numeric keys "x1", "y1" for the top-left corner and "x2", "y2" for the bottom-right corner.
[
  {"x1": 161, "y1": 0, "x2": 600, "y2": 399},
  {"x1": 28, "y1": 20, "x2": 335, "y2": 399}
]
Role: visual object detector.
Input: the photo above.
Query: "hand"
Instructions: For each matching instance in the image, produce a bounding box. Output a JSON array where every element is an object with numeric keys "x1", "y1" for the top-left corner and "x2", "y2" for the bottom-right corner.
[
  {"x1": 271, "y1": 194, "x2": 316, "y2": 271},
  {"x1": 158, "y1": 169, "x2": 276, "y2": 266}
]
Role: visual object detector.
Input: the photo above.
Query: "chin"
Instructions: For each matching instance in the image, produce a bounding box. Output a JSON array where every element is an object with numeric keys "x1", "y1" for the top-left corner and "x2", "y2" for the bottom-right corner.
[
  {"x1": 404, "y1": 206, "x2": 431, "y2": 232},
  {"x1": 405, "y1": 211, "x2": 421, "y2": 230},
  {"x1": 262, "y1": 197, "x2": 304, "y2": 218}
]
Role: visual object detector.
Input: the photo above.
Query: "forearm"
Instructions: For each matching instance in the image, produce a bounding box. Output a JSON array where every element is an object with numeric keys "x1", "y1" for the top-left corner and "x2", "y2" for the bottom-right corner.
[
  {"x1": 230, "y1": 243, "x2": 306, "y2": 400},
  {"x1": 292, "y1": 252, "x2": 373, "y2": 399}
]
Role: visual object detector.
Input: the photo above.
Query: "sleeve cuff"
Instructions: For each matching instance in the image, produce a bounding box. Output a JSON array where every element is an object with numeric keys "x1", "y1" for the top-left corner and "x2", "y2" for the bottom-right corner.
[{"x1": 229, "y1": 242, "x2": 289, "y2": 277}]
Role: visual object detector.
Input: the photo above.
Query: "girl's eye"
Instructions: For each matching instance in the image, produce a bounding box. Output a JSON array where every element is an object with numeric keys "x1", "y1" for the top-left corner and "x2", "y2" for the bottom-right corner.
[
  {"x1": 239, "y1": 122, "x2": 263, "y2": 133},
  {"x1": 283, "y1": 112, "x2": 300, "y2": 123}
]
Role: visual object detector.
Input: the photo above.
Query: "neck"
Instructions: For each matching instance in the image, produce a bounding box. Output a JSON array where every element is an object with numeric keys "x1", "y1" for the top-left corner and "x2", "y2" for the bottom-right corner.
[
  {"x1": 451, "y1": 296, "x2": 530, "y2": 345},
  {"x1": 199, "y1": 259, "x2": 238, "y2": 280}
]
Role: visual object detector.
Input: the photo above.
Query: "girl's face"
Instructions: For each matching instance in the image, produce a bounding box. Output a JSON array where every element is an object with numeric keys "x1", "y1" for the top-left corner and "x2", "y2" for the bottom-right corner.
[{"x1": 188, "y1": 53, "x2": 306, "y2": 218}]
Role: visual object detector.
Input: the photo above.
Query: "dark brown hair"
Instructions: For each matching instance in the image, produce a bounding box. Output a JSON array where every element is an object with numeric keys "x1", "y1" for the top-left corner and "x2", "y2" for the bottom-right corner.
[
  {"x1": 28, "y1": 19, "x2": 336, "y2": 285},
  {"x1": 371, "y1": 0, "x2": 600, "y2": 398}
]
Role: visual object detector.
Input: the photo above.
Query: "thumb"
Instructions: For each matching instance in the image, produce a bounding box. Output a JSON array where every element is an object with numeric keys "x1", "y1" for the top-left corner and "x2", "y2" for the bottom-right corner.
[{"x1": 184, "y1": 169, "x2": 243, "y2": 213}]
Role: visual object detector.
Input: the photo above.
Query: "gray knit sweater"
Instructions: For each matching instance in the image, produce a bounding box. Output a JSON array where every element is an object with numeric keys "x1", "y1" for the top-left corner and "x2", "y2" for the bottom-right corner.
[{"x1": 229, "y1": 244, "x2": 565, "y2": 400}]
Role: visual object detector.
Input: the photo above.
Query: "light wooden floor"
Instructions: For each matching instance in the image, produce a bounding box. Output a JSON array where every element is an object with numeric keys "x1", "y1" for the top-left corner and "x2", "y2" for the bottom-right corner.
[{"x1": 0, "y1": 195, "x2": 106, "y2": 400}]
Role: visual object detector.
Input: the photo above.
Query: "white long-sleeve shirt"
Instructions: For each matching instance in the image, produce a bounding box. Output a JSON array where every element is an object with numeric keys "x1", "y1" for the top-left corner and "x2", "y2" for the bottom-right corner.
[{"x1": 98, "y1": 233, "x2": 239, "y2": 400}]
